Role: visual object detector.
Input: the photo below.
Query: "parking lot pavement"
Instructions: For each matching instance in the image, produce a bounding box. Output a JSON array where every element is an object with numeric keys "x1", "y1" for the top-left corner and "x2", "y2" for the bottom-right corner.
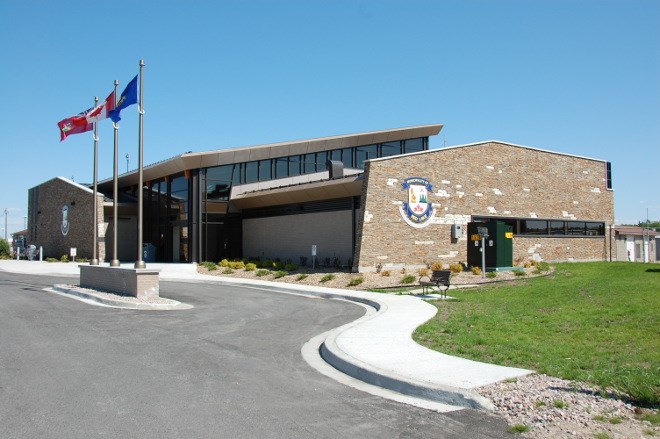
[{"x1": 0, "y1": 271, "x2": 511, "y2": 439}]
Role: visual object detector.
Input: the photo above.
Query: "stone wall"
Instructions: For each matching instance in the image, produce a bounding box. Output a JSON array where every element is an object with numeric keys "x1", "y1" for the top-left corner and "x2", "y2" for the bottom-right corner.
[
  {"x1": 28, "y1": 177, "x2": 105, "y2": 260},
  {"x1": 354, "y1": 142, "x2": 614, "y2": 272}
]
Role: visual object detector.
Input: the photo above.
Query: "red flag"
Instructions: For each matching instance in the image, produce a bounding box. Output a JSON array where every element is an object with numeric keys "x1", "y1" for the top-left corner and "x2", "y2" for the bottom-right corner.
[
  {"x1": 85, "y1": 91, "x2": 116, "y2": 124},
  {"x1": 57, "y1": 110, "x2": 93, "y2": 142}
]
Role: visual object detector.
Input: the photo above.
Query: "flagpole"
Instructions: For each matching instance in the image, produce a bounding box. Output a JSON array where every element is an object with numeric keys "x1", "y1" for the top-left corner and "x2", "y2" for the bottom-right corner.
[
  {"x1": 110, "y1": 80, "x2": 120, "y2": 267},
  {"x1": 90, "y1": 96, "x2": 100, "y2": 266},
  {"x1": 135, "y1": 60, "x2": 146, "y2": 269}
]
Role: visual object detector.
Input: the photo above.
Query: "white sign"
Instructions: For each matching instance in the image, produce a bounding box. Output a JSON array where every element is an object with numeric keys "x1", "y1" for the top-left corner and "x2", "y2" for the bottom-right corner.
[
  {"x1": 70, "y1": 248, "x2": 77, "y2": 257},
  {"x1": 311, "y1": 245, "x2": 317, "y2": 256}
]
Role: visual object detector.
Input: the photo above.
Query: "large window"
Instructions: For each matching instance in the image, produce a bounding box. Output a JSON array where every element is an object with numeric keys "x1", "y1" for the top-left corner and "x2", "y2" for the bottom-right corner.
[{"x1": 474, "y1": 216, "x2": 606, "y2": 237}]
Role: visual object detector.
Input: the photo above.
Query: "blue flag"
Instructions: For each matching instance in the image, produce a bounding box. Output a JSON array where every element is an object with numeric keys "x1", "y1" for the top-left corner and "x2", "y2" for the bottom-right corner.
[{"x1": 108, "y1": 75, "x2": 138, "y2": 123}]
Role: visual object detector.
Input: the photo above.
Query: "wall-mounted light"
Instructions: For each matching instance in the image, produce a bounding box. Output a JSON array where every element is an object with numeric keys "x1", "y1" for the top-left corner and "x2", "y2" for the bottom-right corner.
[{"x1": 71, "y1": 201, "x2": 76, "y2": 206}]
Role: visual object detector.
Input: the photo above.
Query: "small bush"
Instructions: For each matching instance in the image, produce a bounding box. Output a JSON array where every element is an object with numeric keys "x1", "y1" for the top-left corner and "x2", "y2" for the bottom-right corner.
[
  {"x1": 222, "y1": 268, "x2": 233, "y2": 274},
  {"x1": 284, "y1": 263, "x2": 297, "y2": 272},
  {"x1": 256, "y1": 269, "x2": 270, "y2": 277},
  {"x1": 77, "y1": 257, "x2": 89, "y2": 263},
  {"x1": 401, "y1": 274, "x2": 416, "y2": 284},
  {"x1": 60, "y1": 254, "x2": 69, "y2": 263},
  {"x1": 507, "y1": 424, "x2": 530, "y2": 434},
  {"x1": 46, "y1": 257, "x2": 58, "y2": 263},
  {"x1": 245, "y1": 263, "x2": 257, "y2": 271},
  {"x1": 229, "y1": 260, "x2": 245, "y2": 270},
  {"x1": 381, "y1": 270, "x2": 391, "y2": 277},
  {"x1": 273, "y1": 270, "x2": 288, "y2": 279},
  {"x1": 449, "y1": 263, "x2": 463, "y2": 273},
  {"x1": 296, "y1": 273, "x2": 308, "y2": 281},
  {"x1": 260, "y1": 259, "x2": 273, "y2": 269},
  {"x1": 486, "y1": 271, "x2": 497, "y2": 279},
  {"x1": 347, "y1": 277, "x2": 364, "y2": 287},
  {"x1": 608, "y1": 417, "x2": 623, "y2": 425},
  {"x1": 418, "y1": 268, "x2": 430, "y2": 279},
  {"x1": 430, "y1": 262, "x2": 444, "y2": 271},
  {"x1": 514, "y1": 269, "x2": 526, "y2": 277},
  {"x1": 537, "y1": 261, "x2": 550, "y2": 272},
  {"x1": 218, "y1": 259, "x2": 230, "y2": 267},
  {"x1": 299, "y1": 256, "x2": 308, "y2": 267},
  {"x1": 471, "y1": 266, "x2": 482, "y2": 276},
  {"x1": 320, "y1": 274, "x2": 335, "y2": 283},
  {"x1": 552, "y1": 399, "x2": 567, "y2": 409},
  {"x1": 201, "y1": 261, "x2": 217, "y2": 271}
]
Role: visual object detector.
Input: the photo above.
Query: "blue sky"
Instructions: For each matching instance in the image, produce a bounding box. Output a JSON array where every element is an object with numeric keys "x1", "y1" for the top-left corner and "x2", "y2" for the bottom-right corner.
[{"x1": 1, "y1": 0, "x2": 658, "y2": 237}]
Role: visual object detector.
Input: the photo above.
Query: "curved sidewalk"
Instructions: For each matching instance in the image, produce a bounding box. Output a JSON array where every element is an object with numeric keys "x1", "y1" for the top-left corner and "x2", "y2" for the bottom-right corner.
[{"x1": 0, "y1": 260, "x2": 532, "y2": 410}]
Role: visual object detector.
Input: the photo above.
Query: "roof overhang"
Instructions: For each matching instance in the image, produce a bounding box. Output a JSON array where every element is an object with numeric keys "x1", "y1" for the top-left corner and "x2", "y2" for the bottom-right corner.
[{"x1": 230, "y1": 175, "x2": 363, "y2": 210}]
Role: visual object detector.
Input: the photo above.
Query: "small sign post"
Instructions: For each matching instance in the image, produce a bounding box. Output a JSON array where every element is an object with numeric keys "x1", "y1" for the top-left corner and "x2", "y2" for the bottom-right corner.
[
  {"x1": 311, "y1": 245, "x2": 317, "y2": 269},
  {"x1": 477, "y1": 227, "x2": 489, "y2": 279},
  {"x1": 70, "y1": 247, "x2": 77, "y2": 263}
]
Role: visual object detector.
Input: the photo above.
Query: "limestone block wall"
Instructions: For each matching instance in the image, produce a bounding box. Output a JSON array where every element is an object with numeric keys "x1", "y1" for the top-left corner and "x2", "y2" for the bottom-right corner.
[
  {"x1": 354, "y1": 142, "x2": 614, "y2": 272},
  {"x1": 28, "y1": 177, "x2": 105, "y2": 260}
]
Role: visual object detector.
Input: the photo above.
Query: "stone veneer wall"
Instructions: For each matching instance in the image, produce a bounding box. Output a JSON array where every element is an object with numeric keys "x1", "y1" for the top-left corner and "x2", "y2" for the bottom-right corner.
[
  {"x1": 354, "y1": 142, "x2": 614, "y2": 272},
  {"x1": 28, "y1": 177, "x2": 105, "y2": 260}
]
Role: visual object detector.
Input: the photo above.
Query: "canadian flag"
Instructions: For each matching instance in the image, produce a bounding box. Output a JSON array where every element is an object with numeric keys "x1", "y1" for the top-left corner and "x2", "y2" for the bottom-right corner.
[{"x1": 85, "y1": 90, "x2": 116, "y2": 124}]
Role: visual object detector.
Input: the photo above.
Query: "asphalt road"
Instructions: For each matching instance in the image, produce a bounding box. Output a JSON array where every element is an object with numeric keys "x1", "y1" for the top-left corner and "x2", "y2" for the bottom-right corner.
[{"x1": 0, "y1": 272, "x2": 511, "y2": 438}]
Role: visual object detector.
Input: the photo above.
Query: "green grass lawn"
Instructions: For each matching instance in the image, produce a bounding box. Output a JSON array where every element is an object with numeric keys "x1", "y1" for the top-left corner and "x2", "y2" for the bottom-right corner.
[{"x1": 413, "y1": 262, "x2": 660, "y2": 406}]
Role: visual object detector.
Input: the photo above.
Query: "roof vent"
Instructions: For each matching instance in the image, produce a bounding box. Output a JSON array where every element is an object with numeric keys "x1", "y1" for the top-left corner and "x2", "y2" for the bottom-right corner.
[{"x1": 326, "y1": 160, "x2": 344, "y2": 179}]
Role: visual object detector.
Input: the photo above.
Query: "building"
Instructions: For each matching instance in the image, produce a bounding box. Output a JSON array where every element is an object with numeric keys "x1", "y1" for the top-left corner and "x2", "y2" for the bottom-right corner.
[
  {"x1": 612, "y1": 225, "x2": 658, "y2": 263},
  {"x1": 27, "y1": 124, "x2": 615, "y2": 271}
]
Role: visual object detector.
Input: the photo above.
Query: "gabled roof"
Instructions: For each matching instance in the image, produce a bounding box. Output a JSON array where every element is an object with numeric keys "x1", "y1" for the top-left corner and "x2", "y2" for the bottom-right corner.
[{"x1": 98, "y1": 124, "x2": 442, "y2": 192}]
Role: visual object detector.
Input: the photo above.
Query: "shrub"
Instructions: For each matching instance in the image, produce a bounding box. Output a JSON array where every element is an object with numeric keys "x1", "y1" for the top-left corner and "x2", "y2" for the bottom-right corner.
[
  {"x1": 201, "y1": 261, "x2": 217, "y2": 271},
  {"x1": 537, "y1": 261, "x2": 550, "y2": 272},
  {"x1": 320, "y1": 274, "x2": 335, "y2": 283},
  {"x1": 296, "y1": 273, "x2": 308, "y2": 281},
  {"x1": 222, "y1": 268, "x2": 233, "y2": 274},
  {"x1": 514, "y1": 269, "x2": 526, "y2": 277},
  {"x1": 60, "y1": 254, "x2": 69, "y2": 263},
  {"x1": 471, "y1": 266, "x2": 482, "y2": 276},
  {"x1": 260, "y1": 259, "x2": 273, "y2": 269},
  {"x1": 552, "y1": 399, "x2": 567, "y2": 409},
  {"x1": 0, "y1": 239, "x2": 10, "y2": 257},
  {"x1": 256, "y1": 269, "x2": 270, "y2": 277},
  {"x1": 347, "y1": 277, "x2": 364, "y2": 287},
  {"x1": 381, "y1": 270, "x2": 391, "y2": 277},
  {"x1": 244, "y1": 263, "x2": 257, "y2": 271},
  {"x1": 284, "y1": 263, "x2": 297, "y2": 272},
  {"x1": 273, "y1": 270, "x2": 288, "y2": 279},
  {"x1": 229, "y1": 260, "x2": 245, "y2": 270},
  {"x1": 507, "y1": 424, "x2": 530, "y2": 434},
  {"x1": 401, "y1": 274, "x2": 416, "y2": 284},
  {"x1": 449, "y1": 263, "x2": 463, "y2": 273},
  {"x1": 218, "y1": 259, "x2": 230, "y2": 267},
  {"x1": 418, "y1": 268, "x2": 430, "y2": 278},
  {"x1": 46, "y1": 257, "x2": 58, "y2": 263},
  {"x1": 299, "y1": 256, "x2": 308, "y2": 267},
  {"x1": 486, "y1": 271, "x2": 497, "y2": 279},
  {"x1": 430, "y1": 262, "x2": 444, "y2": 271}
]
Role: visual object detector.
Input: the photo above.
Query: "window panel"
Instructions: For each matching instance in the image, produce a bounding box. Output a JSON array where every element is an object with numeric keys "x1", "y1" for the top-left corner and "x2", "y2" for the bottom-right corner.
[
  {"x1": 586, "y1": 222, "x2": 605, "y2": 236},
  {"x1": 567, "y1": 221, "x2": 586, "y2": 235},
  {"x1": 258, "y1": 159, "x2": 272, "y2": 181},
  {"x1": 404, "y1": 138, "x2": 424, "y2": 153},
  {"x1": 521, "y1": 220, "x2": 548, "y2": 235},
  {"x1": 275, "y1": 157, "x2": 288, "y2": 178},
  {"x1": 381, "y1": 141, "x2": 401, "y2": 157},
  {"x1": 288, "y1": 155, "x2": 301, "y2": 176},
  {"x1": 550, "y1": 221, "x2": 565, "y2": 235},
  {"x1": 341, "y1": 147, "x2": 354, "y2": 168},
  {"x1": 206, "y1": 165, "x2": 233, "y2": 182}
]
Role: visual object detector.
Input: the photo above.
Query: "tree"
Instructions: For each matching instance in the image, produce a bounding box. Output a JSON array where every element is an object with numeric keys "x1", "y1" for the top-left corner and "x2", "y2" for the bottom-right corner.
[{"x1": 0, "y1": 239, "x2": 10, "y2": 258}]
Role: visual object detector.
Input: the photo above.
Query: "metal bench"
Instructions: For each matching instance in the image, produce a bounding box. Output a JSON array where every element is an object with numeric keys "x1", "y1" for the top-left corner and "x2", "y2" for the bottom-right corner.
[{"x1": 419, "y1": 270, "x2": 451, "y2": 297}]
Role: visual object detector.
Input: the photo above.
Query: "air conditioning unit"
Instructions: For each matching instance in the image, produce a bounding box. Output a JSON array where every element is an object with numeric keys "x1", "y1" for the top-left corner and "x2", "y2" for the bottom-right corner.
[{"x1": 452, "y1": 224, "x2": 464, "y2": 239}]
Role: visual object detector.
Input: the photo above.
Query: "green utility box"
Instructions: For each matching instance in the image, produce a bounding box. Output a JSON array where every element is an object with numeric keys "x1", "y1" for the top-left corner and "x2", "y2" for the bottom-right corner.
[{"x1": 467, "y1": 220, "x2": 514, "y2": 270}]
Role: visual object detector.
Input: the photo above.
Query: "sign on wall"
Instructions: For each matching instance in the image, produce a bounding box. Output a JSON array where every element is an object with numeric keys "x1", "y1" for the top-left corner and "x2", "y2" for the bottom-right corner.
[
  {"x1": 61, "y1": 205, "x2": 70, "y2": 236},
  {"x1": 399, "y1": 177, "x2": 436, "y2": 228}
]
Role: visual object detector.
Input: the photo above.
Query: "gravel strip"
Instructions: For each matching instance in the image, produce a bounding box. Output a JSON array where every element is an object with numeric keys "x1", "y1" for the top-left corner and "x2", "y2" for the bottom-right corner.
[
  {"x1": 476, "y1": 373, "x2": 658, "y2": 438},
  {"x1": 59, "y1": 284, "x2": 182, "y2": 306}
]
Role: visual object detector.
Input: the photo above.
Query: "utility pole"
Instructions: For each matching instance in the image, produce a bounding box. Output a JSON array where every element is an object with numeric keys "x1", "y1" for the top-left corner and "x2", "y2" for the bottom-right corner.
[{"x1": 4, "y1": 208, "x2": 7, "y2": 242}]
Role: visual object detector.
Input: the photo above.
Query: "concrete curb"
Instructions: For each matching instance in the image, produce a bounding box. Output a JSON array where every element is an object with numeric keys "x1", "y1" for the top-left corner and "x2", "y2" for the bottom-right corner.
[{"x1": 50, "y1": 284, "x2": 193, "y2": 310}]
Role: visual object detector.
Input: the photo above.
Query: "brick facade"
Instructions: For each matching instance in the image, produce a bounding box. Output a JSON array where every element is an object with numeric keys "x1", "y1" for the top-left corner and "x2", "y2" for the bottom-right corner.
[
  {"x1": 353, "y1": 142, "x2": 614, "y2": 272},
  {"x1": 28, "y1": 177, "x2": 105, "y2": 260}
]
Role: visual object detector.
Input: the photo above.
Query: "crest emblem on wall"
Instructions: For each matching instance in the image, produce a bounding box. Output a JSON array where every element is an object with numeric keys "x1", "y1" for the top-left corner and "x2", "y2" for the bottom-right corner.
[
  {"x1": 61, "y1": 205, "x2": 69, "y2": 236},
  {"x1": 400, "y1": 177, "x2": 435, "y2": 228}
]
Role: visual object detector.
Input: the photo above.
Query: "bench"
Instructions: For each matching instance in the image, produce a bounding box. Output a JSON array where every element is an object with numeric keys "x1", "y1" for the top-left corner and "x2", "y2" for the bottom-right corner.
[{"x1": 419, "y1": 270, "x2": 451, "y2": 297}]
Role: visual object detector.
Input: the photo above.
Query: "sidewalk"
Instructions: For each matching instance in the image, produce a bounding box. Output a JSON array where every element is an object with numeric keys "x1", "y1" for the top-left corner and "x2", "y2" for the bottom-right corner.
[{"x1": 0, "y1": 260, "x2": 532, "y2": 410}]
